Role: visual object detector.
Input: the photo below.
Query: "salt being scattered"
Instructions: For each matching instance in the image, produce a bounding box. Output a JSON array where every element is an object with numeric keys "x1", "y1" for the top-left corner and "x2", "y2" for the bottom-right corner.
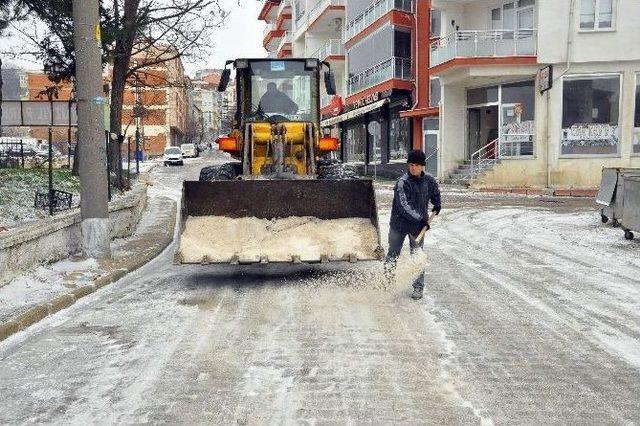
[{"x1": 178, "y1": 216, "x2": 380, "y2": 263}]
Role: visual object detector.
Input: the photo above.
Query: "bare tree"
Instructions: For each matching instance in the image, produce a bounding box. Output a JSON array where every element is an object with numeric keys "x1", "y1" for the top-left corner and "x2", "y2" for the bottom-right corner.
[{"x1": 6, "y1": 0, "x2": 227, "y2": 187}]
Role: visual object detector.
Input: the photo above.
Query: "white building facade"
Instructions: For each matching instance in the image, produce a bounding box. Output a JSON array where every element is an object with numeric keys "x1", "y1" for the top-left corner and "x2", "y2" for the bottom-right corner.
[{"x1": 431, "y1": 0, "x2": 640, "y2": 189}]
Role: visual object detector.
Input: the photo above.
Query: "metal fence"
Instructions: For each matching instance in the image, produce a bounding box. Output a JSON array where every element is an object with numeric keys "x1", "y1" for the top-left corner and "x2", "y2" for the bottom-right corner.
[{"x1": 0, "y1": 140, "x2": 26, "y2": 168}]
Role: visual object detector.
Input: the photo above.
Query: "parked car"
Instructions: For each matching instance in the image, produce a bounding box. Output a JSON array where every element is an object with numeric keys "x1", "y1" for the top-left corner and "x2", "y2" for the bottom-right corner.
[
  {"x1": 180, "y1": 143, "x2": 198, "y2": 158},
  {"x1": 163, "y1": 146, "x2": 184, "y2": 166}
]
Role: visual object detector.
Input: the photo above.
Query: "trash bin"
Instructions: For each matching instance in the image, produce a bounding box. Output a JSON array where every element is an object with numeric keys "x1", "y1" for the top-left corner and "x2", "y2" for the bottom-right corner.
[
  {"x1": 621, "y1": 176, "x2": 640, "y2": 240},
  {"x1": 596, "y1": 167, "x2": 640, "y2": 226}
]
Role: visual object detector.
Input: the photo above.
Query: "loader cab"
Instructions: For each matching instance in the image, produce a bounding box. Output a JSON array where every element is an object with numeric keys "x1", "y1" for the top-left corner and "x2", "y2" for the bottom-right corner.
[{"x1": 218, "y1": 58, "x2": 334, "y2": 126}]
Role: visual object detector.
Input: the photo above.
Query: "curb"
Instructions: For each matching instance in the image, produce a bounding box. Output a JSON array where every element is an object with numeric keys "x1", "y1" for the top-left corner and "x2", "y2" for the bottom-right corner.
[
  {"x1": 0, "y1": 199, "x2": 176, "y2": 343},
  {"x1": 475, "y1": 187, "x2": 598, "y2": 198}
]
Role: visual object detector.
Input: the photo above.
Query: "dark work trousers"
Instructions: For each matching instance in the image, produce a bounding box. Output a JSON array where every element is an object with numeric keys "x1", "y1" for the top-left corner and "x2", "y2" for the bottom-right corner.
[{"x1": 384, "y1": 227, "x2": 425, "y2": 289}]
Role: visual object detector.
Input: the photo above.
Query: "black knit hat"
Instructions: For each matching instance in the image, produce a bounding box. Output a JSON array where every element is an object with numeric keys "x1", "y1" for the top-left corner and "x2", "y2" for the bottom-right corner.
[{"x1": 407, "y1": 149, "x2": 426, "y2": 166}]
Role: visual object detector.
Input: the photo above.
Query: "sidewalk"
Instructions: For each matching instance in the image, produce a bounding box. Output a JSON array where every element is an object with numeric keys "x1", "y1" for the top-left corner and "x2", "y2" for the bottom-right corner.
[{"x1": 0, "y1": 195, "x2": 176, "y2": 341}]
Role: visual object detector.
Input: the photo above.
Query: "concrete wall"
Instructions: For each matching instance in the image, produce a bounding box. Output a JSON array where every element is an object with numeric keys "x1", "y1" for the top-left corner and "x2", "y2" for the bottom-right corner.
[
  {"x1": 0, "y1": 185, "x2": 148, "y2": 286},
  {"x1": 538, "y1": 0, "x2": 640, "y2": 65},
  {"x1": 439, "y1": 84, "x2": 467, "y2": 177}
]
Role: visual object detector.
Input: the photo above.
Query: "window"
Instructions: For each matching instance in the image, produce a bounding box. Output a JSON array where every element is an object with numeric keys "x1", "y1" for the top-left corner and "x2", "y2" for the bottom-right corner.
[
  {"x1": 634, "y1": 74, "x2": 640, "y2": 154},
  {"x1": 580, "y1": 0, "x2": 615, "y2": 30},
  {"x1": 345, "y1": 118, "x2": 366, "y2": 163},
  {"x1": 430, "y1": 9, "x2": 441, "y2": 38},
  {"x1": 491, "y1": 7, "x2": 502, "y2": 29},
  {"x1": 561, "y1": 75, "x2": 620, "y2": 156},
  {"x1": 467, "y1": 85, "x2": 499, "y2": 105},
  {"x1": 389, "y1": 106, "x2": 410, "y2": 161},
  {"x1": 501, "y1": 80, "x2": 536, "y2": 156},
  {"x1": 429, "y1": 77, "x2": 441, "y2": 107}
]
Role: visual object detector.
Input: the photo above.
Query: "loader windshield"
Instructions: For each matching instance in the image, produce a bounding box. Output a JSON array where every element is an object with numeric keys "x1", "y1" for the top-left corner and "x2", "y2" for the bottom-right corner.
[{"x1": 249, "y1": 60, "x2": 316, "y2": 122}]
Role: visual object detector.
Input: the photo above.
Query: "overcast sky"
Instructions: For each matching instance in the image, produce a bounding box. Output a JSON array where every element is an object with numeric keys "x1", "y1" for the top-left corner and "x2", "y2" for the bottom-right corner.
[
  {"x1": 0, "y1": 0, "x2": 267, "y2": 77},
  {"x1": 185, "y1": 0, "x2": 268, "y2": 75}
]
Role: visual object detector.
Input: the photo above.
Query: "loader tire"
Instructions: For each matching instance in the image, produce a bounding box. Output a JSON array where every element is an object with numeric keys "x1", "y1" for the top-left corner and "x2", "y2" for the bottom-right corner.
[
  {"x1": 199, "y1": 163, "x2": 239, "y2": 181},
  {"x1": 317, "y1": 158, "x2": 359, "y2": 180}
]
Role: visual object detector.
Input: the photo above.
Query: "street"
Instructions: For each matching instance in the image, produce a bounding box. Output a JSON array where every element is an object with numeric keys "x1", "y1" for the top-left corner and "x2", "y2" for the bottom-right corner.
[{"x1": 1, "y1": 151, "x2": 639, "y2": 424}]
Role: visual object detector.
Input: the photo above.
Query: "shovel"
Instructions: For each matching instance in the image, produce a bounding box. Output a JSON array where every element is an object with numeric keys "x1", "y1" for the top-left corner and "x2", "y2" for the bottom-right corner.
[{"x1": 414, "y1": 211, "x2": 437, "y2": 245}]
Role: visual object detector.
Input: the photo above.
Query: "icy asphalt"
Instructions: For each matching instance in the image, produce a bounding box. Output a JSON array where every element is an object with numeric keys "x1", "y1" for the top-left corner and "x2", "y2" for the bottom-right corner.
[{"x1": 1, "y1": 151, "x2": 639, "y2": 424}]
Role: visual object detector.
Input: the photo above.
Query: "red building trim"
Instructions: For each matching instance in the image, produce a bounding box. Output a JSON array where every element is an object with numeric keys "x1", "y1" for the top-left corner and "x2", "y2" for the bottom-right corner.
[
  {"x1": 276, "y1": 12, "x2": 292, "y2": 29},
  {"x1": 345, "y1": 10, "x2": 413, "y2": 49},
  {"x1": 345, "y1": 79, "x2": 413, "y2": 105},
  {"x1": 277, "y1": 48, "x2": 292, "y2": 58},
  {"x1": 430, "y1": 56, "x2": 538, "y2": 75},
  {"x1": 320, "y1": 104, "x2": 334, "y2": 116},
  {"x1": 258, "y1": 0, "x2": 280, "y2": 21},
  {"x1": 263, "y1": 29, "x2": 285, "y2": 49},
  {"x1": 400, "y1": 106, "x2": 439, "y2": 118},
  {"x1": 324, "y1": 55, "x2": 345, "y2": 61}
]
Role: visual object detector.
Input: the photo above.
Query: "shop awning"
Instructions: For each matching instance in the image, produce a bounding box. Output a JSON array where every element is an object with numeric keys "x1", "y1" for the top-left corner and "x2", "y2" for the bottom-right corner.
[{"x1": 320, "y1": 98, "x2": 389, "y2": 127}]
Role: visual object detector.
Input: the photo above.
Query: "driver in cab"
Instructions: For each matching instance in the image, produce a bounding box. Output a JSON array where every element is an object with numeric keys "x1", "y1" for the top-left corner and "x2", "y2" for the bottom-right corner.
[{"x1": 259, "y1": 82, "x2": 298, "y2": 115}]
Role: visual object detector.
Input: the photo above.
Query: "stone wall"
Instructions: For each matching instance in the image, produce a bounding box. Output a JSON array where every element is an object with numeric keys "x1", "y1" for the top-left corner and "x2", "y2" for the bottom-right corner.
[{"x1": 0, "y1": 185, "x2": 148, "y2": 286}]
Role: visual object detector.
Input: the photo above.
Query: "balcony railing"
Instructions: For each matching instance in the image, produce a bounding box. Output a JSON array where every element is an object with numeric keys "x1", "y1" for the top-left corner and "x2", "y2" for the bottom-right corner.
[
  {"x1": 263, "y1": 22, "x2": 276, "y2": 38},
  {"x1": 430, "y1": 29, "x2": 537, "y2": 67},
  {"x1": 277, "y1": 31, "x2": 292, "y2": 53},
  {"x1": 344, "y1": 0, "x2": 412, "y2": 42},
  {"x1": 347, "y1": 56, "x2": 411, "y2": 95},
  {"x1": 312, "y1": 39, "x2": 344, "y2": 61},
  {"x1": 276, "y1": 0, "x2": 291, "y2": 18},
  {"x1": 295, "y1": 0, "x2": 345, "y2": 36}
]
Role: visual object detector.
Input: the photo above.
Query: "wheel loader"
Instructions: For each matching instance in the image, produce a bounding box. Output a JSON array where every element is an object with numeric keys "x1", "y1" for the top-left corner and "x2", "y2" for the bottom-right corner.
[{"x1": 175, "y1": 58, "x2": 384, "y2": 265}]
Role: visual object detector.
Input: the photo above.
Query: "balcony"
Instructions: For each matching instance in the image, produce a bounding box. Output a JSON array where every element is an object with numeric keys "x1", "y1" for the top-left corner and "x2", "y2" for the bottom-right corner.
[
  {"x1": 294, "y1": 0, "x2": 345, "y2": 38},
  {"x1": 263, "y1": 22, "x2": 285, "y2": 50},
  {"x1": 347, "y1": 56, "x2": 411, "y2": 95},
  {"x1": 344, "y1": 0, "x2": 412, "y2": 42},
  {"x1": 277, "y1": 31, "x2": 292, "y2": 57},
  {"x1": 312, "y1": 39, "x2": 344, "y2": 61},
  {"x1": 276, "y1": 0, "x2": 291, "y2": 17},
  {"x1": 430, "y1": 29, "x2": 537, "y2": 68},
  {"x1": 275, "y1": 0, "x2": 292, "y2": 30}
]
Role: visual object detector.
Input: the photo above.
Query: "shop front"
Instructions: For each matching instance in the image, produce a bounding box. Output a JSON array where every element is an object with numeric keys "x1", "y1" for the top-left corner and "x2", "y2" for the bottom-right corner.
[
  {"x1": 465, "y1": 80, "x2": 536, "y2": 160},
  {"x1": 321, "y1": 89, "x2": 412, "y2": 177}
]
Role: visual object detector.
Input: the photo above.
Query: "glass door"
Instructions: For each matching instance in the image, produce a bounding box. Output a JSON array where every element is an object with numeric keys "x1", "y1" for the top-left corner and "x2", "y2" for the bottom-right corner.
[
  {"x1": 500, "y1": 103, "x2": 534, "y2": 157},
  {"x1": 467, "y1": 108, "x2": 481, "y2": 160},
  {"x1": 423, "y1": 118, "x2": 438, "y2": 176}
]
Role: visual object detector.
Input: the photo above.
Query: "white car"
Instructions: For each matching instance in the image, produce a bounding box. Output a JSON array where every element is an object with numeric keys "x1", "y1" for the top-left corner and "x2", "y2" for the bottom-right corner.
[
  {"x1": 163, "y1": 146, "x2": 184, "y2": 166},
  {"x1": 180, "y1": 143, "x2": 198, "y2": 158}
]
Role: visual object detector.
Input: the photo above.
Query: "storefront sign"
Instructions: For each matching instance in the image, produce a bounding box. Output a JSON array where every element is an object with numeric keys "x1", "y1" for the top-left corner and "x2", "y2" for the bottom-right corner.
[
  {"x1": 562, "y1": 123, "x2": 619, "y2": 145},
  {"x1": 538, "y1": 65, "x2": 553, "y2": 94},
  {"x1": 346, "y1": 92, "x2": 380, "y2": 112}
]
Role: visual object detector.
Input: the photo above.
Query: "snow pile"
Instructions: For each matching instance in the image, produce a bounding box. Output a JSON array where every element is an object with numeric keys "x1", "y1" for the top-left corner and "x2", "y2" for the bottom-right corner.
[
  {"x1": 0, "y1": 258, "x2": 103, "y2": 322},
  {"x1": 178, "y1": 216, "x2": 380, "y2": 263}
]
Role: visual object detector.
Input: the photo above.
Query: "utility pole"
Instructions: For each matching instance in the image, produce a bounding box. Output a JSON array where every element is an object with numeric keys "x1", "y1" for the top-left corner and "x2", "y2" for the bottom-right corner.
[
  {"x1": 72, "y1": 0, "x2": 111, "y2": 258},
  {"x1": 0, "y1": 57, "x2": 4, "y2": 137}
]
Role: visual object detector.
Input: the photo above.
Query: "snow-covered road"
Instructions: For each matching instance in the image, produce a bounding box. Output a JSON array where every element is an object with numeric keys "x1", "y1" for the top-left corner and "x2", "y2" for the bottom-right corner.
[{"x1": 1, "y1": 153, "x2": 639, "y2": 424}]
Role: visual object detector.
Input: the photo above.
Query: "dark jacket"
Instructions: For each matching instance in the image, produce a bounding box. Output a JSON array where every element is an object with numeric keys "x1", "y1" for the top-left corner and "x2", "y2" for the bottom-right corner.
[{"x1": 390, "y1": 172, "x2": 441, "y2": 235}]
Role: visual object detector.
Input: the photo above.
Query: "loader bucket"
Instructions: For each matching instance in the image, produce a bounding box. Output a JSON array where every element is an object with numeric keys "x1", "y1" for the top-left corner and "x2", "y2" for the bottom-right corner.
[{"x1": 175, "y1": 179, "x2": 384, "y2": 265}]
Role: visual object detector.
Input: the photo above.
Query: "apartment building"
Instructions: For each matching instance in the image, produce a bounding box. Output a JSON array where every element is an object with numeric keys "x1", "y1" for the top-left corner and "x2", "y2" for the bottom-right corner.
[
  {"x1": 25, "y1": 72, "x2": 76, "y2": 150},
  {"x1": 430, "y1": 0, "x2": 640, "y2": 189},
  {"x1": 191, "y1": 69, "x2": 223, "y2": 142},
  {"x1": 121, "y1": 47, "x2": 190, "y2": 157},
  {"x1": 260, "y1": 0, "x2": 418, "y2": 175}
]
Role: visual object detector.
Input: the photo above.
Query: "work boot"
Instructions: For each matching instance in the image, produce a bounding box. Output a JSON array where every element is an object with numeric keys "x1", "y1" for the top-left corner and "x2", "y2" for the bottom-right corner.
[{"x1": 411, "y1": 287, "x2": 423, "y2": 300}]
